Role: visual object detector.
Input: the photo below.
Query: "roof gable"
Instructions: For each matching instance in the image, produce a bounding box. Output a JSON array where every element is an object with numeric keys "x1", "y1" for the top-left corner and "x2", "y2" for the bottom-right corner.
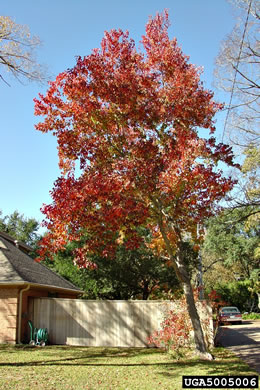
[{"x1": 0, "y1": 233, "x2": 81, "y2": 292}]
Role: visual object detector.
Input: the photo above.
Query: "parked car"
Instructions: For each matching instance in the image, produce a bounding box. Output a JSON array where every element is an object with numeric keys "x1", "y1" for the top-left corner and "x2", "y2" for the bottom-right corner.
[{"x1": 218, "y1": 306, "x2": 242, "y2": 325}]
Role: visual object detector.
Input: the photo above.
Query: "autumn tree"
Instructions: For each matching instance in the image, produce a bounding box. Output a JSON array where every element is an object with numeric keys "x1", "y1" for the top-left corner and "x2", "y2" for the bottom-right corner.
[
  {"x1": 0, "y1": 16, "x2": 46, "y2": 84},
  {"x1": 34, "y1": 11, "x2": 237, "y2": 358}
]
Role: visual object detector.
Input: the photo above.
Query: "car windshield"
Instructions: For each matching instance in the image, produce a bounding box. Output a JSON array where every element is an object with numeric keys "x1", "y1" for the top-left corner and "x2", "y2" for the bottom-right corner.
[{"x1": 222, "y1": 307, "x2": 239, "y2": 313}]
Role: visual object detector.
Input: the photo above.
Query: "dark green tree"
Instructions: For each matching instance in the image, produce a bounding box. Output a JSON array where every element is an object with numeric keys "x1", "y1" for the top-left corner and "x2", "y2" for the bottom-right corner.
[
  {"x1": 203, "y1": 208, "x2": 259, "y2": 278},
  {"x1": 202, "y1": 207, "x2": 259, "y2": 311},
  {"x1": 44, "y1": 239, "x2": 198, "y2": 300},
  {"x1": 212, "y1": 280, "x2": 258, "y2": 313},
  {"x1": 0, "y1": 210, "x2": 41, "y2": 248}
]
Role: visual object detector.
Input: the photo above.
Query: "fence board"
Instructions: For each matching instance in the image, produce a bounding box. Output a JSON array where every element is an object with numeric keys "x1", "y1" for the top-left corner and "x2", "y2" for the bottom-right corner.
[{"x1": 32, "y1": 298, "x2": 213, "y2": 347}]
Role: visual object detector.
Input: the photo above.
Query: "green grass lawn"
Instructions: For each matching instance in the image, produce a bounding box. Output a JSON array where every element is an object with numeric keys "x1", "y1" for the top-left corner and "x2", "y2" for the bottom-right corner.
[{"x1": 0, "y1": 345, "x2": 258, "y2": 390}]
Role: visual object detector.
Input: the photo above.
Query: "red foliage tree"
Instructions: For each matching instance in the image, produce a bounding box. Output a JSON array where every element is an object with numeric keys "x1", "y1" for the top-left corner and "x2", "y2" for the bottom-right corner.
[{"x1": 34, "y1": 11, "x2": 237, "y2": 357}]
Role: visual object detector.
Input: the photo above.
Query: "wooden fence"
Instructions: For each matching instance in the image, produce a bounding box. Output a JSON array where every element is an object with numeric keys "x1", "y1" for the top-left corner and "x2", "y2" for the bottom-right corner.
[{"x1": 30, "y1": 298, "x2": 213, "y2": 347}]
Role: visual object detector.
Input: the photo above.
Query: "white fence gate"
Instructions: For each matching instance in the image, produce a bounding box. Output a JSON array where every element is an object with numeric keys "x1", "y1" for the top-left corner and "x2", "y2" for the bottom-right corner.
[{"x1": 30, "y1": 298, "x2": 213, "y2": 347}]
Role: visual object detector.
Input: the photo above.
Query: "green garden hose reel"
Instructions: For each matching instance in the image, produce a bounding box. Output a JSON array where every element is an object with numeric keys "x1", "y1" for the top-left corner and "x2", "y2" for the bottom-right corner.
[{"x1": 28, "y1": 320, "x2": 48, "y2": 347}]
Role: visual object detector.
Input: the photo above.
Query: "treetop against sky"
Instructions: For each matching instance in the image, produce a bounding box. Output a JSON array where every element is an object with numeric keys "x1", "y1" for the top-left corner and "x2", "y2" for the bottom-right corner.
[{"x1": 0, "y1": 0, "x2": 236, "y2": 225}]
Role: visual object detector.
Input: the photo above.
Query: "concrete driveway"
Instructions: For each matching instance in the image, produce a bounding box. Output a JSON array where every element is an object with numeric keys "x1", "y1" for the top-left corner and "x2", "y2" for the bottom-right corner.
[{"x1": 217, "y1": 320, "x2": 260, "y2": 374}]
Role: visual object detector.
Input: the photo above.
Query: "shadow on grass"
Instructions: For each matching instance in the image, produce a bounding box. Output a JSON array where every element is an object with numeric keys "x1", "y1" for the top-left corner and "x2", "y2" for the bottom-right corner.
[
  {"x1": 0, "y1": 345, "x2": 162, "y2": 358},
  {"x1": 0, "y1": 345, "x2": 163, "y2": 363},
  {"x1": 0, "y1": 358, "x2": 255, "y2": 376},
  {"x1": 0, "y1": 347, "x2": 164, "y2": 367},
  {"x1": 157, "y1": 361, "x2": 255, "y2": 378},
  {"x1": 0, "y1": 346, "x2": 256, "y2": 376}
]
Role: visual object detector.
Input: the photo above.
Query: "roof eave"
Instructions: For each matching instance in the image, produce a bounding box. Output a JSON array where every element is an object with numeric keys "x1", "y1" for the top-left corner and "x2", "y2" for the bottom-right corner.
[{"x1": 0, "y1": 281, "x2": 83, "y2": 295}]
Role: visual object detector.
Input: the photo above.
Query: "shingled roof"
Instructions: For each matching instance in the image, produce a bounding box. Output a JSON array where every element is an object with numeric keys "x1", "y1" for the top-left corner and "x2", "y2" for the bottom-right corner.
[{"x1": 0, "y1": 232, "x2": 82, "y2": 293}]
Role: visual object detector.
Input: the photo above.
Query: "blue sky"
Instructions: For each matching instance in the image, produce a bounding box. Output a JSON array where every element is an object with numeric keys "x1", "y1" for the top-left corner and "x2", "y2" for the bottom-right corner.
[{"x1": 0, "y1": 0, "x2": 236, "y2": 227}]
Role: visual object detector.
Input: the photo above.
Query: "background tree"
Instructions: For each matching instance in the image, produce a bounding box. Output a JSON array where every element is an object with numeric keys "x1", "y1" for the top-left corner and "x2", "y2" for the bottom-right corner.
[
  {"x1": 214, "y1": 0, "x2": 259, "y2": 228},
  {"x1": 34, "y1": 11, "x2": 237, "y2": 357},
  {"x1": 207, "y1": 0, "x2": 259, "y2": 308},
  {"x1": 212, "y1": 280, "x2": 258, "y2": 313},
  {"x1": 202, "y1": 207, "x2": 259, "y2": 311},
  {"x1": 0, "y1": 209, "x2": 41, "y2": 248},
  {"x1": 228, "y1": 145, "x2": 260, "y2": 212},
  {"x1": 214, "y1": 0, "x2": 259, "y2": 148},
  {"x1": 0, "y1": 15, "x2": 46, "y2": 84},
  {"x1": 44, "y1": 236, "x2": 198, "y2": 300},
  {"x1": 44, "y1": 240, "x2": 188, "y2": 300},
  {"x1": 241, "y1": 145, "x2": 260, "y2": 209}
]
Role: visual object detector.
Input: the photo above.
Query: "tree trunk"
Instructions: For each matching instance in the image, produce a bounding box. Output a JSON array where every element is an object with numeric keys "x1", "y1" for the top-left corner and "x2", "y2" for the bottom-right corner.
[
  {"x1": 156, "y1": 213, "x2": 213, "y2": 359},
  {"x1": 176, "y1": 248, "x2": 210, "y2": 356},
  {"x1": 183, "y1": 280, "x2": 207, "y2": 352}
]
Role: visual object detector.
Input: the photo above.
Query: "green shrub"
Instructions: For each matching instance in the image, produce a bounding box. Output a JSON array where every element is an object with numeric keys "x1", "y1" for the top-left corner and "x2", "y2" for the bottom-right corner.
[{"x1": 242, "y1": 312, "x2": 260, "y2": 320}]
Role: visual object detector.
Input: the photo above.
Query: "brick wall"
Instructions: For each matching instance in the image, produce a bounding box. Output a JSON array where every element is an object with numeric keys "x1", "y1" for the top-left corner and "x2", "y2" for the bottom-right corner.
[
  {"x1": 0, "y1": 287, "x2": 81, "y2": 344},
  {"x1": 0, "y1": 288, "x2": 19, "y2": 344}
]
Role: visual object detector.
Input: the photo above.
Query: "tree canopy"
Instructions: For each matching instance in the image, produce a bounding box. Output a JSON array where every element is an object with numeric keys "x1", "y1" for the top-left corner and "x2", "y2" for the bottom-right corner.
[{"x1": 35, "y1": 11, "x2": 236, "y2": 264}]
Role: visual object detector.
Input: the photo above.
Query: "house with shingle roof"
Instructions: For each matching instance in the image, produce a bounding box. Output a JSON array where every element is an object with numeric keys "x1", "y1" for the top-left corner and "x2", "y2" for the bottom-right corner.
[{"x1": 0, "y1": 232, "x2": 82, "y2": 344}]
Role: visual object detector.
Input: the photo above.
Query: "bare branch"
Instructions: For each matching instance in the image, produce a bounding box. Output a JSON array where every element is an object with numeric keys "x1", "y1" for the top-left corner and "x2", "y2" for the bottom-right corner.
[
  {"x1": 215, "y1": 0, "x2": 259, "y2": 148},
  {"x1": 231, "y1": 63, "x2": 260, "y2": 88},
  {"x1": 0, "y1": 16, "x2": 48, "y2": 84}
]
